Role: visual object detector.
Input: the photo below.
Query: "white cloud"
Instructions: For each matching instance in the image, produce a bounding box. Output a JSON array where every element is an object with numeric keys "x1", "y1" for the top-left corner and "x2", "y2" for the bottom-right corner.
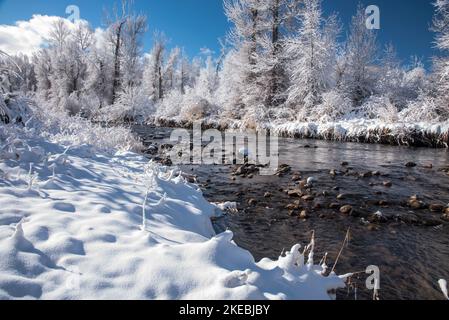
[{"x1": 0, "y1": 14, "x2": 98, "y2": 56}]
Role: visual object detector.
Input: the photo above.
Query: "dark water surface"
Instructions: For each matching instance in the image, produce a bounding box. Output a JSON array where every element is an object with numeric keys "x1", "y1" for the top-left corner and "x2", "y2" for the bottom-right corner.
[{"x1": 133, "y1": 125, "x2": 449, "y2": 300}]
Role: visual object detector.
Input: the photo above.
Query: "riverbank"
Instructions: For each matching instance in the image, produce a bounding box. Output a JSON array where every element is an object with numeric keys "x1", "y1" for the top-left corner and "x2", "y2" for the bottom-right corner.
[
  {"x1": 0, "y1": 120, "x2": 346, "y2": 299},
  {"x1": 150, "y1": 117, "x2": 449, "y2": 148}
]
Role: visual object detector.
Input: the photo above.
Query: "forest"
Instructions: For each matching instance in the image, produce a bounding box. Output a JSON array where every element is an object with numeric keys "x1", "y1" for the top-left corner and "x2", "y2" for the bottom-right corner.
[{"x1": 1, "y1": 0, "x2": 448, "y2": 146}]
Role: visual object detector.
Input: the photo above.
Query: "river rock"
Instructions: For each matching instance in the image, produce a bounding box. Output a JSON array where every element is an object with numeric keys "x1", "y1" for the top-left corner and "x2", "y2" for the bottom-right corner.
[
  {"x1": 306, "y1": 177, "x2": 317, "y2": 186},
  {"x1": 378, "y1": 200, "x2": 389, "y2": 206},
  {"x1": 264, "y1": 192, "x2": 272, "y2": 198},
  {"x1": 288, "y1": 189, "x2": 303, "y2": 198},
  {"x1": 248, "y1": 198, "x2": 257, "y2": 206},
  {"x1": 409, "y1": 200, "x2": 424, "y2": 210},
  {"x1": 285, "y1": 203, "x2": 298, "y2": 211},
  {"x1": 408, "y1": 195, "x2": 425, "y2": 210},
  {"x1": 299, "y1": 210, "x2": 309, "y2": 219},
  {"x1": 405, "y1": 162, "x2": 417, "y2": 168},
  {"x1": 292, "y1": 173, "x2": 302, "y2": 182},
  {"x1": 340, "y1": 205, "x2": 353, "y2": 215},
  {"x1": 341, "y1": 161, "x2": 349, "y2": 166},
  {"x1": 421, "y1": 217, "x2": 442, "y2": 227},
  {"x1": 276, "y1": 164, "x2": 291, "y2": 176},
  {"x1": 235, "y1": 164, "x2": 259, "y2": 176},
  {"x1": 441, "y1": 213, "x2": 449, "y2": 222},
  {"x1": 372, "y1": 171, "x2": 381, "y2": 176},
  {"x1": 301, "y1": 195, "x2": 314, "y2": 201},
  {"x1": 397, "y1": 213, "x2": 419, "y2": 225},
  {"x1": 429, "y1": 203, "x2": 445, "y2": 213},
  {"x1": 360, "y1": 171, "x2": 373, "y2": 178},
  {"x1": 369, "y1": 211, "x2": 388, "y2": 223},
  {"x1": 336, "y1": 193, "x2": 347, "y2": 200},
  {"x1": 329, "y1": 203, "x2": 340, "y2": 209},
  {"x1": 383, "y1": 181, "x2": 393, "y2": 187},
  {"x1": 313, "y1": 202, "x2": 322, "y2": 210},
  {"x1": 329, "y1": 169, "x2": 337, "y2": 176}
]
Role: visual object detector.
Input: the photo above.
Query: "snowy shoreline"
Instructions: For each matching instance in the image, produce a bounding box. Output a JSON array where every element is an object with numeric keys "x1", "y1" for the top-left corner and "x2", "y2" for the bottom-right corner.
[
  {"x1": 150, "y1": 117, "x2": 449, "y2": 148},
  {"x1": 0, "y1": 127, "x2": 346, "y2": 300}
]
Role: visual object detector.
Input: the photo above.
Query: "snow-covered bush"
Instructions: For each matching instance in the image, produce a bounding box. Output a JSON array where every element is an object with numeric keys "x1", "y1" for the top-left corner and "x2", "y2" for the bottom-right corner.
[
  {"x1": 241, "y1": 104, "x2": 269, "y2": 130},
  {"x1": 179, "y1": 95, "x2": 214, "y2": 122},
  {"x1": 309, "y1": 90, "x2": 352, "y2": 123},
  {"x1": 0, "y1": 94, "x2": 33, "y2": 125},
  {"x1": 399, "y1": 95, "x2": 449, "y2": 123},
  {"x1": 154, "y1": 90, "x2": 184, "y2": 121},
  {"x1": 23, "y1": 100, "x2": 142, "y2": 153},
  {"x1": 96, "y1": 85, "x2": 153, "y2": 123},
  {"x1": 357, "y1": 95, "x2": 399, "y2": 123}
]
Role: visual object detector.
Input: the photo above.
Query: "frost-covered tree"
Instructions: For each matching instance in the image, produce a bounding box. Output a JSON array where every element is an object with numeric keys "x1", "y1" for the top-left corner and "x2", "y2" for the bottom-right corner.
[
  {"x1": 163, "y1": 47, "x2": 181, "y2": 93},
  {"x1": 195, "y1": 56, "x2": 219, "y2": 99},
  {"x1": 431, "y1": 0, "x2": 449, "y2": 112},
  {"x1": 343, "y1": 4, "x2": 378, "y2": 108},
  {"x1": 285, "y1": 0, "x2": 340, "y2": 118},
  {"x1": 220, "y1": 0, "x2": 296, "y2": 121},
  {"x1": 142, "y1": 34, "x2": 166, "y2": 101},
  {"x1": 35, "y1": 19, "x2": 93, "y2": 114}
]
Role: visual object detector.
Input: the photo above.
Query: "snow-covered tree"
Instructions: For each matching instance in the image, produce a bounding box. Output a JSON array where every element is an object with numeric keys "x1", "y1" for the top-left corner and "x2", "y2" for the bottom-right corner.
[
  {"x1": 142, "y1": 34, "x2": 166, "y2": 101},
  {"x1": 431, "y1": 0, "x2": 449, "y2": 113},
  {"x1": 163, "y1": 47, "x2": 181, "y2": 93},
  {"x1": 343, "y1": 4, "x2": 378, "y2": 108},
  {"x1": 285, "y1": 0, "x2": 340, "y2": 119}
]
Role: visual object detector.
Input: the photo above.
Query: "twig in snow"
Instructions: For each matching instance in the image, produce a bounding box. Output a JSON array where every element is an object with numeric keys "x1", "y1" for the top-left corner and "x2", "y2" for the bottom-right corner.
[
  {"x1": 141, "y1": 188, "x2": 150, "y2": 231},
  {"x1": 330, "y1": 227, "x2": 351, "y2": 275}
]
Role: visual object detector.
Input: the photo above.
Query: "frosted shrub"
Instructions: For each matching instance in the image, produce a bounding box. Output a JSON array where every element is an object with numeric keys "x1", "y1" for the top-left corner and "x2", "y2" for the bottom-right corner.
[
  {"x1": 179, "y1": 95, "x2": 213, "y2": 122},
  {"x1": 242, "y1": 104, "x2": 269, "y2": 130},
  {"x1": 97, "y1": 86, "x2": 152, "y2": 123},
  {"x1": 358, "y1": 95, "x2": 399, "y2": 123},
  {"x1": 155, "y1": 90, "x2": 184, "y2": 121},
  {"x1": 399, "y1": 95, "x2": 448, "y2": 122},
  {"x1": 269, "y1": 105, "x2": 297, "y2": 123},
  {"x1": 0, "y1": 94, "x2": 33, "y2": 124},
  {"x1": 29, "y1": 101, "x2": 142, "y2": 153},
  {"x1": 62, "y1": 92, "x2": 82, "y2": 116},
  {"x1": 311, "y1": 90, "x2": 352, "y2": 123}
]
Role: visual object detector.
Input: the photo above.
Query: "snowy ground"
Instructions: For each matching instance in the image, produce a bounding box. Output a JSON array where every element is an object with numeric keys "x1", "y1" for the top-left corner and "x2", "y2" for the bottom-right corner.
[{"x1": 0, "y1": 127, "x2": 346, "y2": 300}]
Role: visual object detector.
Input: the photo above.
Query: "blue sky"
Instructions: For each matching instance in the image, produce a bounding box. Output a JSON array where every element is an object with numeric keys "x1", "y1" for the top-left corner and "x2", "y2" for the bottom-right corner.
[{"x1": 0, "y1": 0, "x2": 438, "y2": 66}]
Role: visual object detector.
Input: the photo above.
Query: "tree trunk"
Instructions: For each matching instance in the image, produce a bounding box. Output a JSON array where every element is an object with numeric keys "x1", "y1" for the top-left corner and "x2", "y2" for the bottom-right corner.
[
  {"x1": 269, "y1": 0, "x2": 280, "y2": 106},
  {"x1": 111, "y1": 21, "x2": 125, "y2": 105}
]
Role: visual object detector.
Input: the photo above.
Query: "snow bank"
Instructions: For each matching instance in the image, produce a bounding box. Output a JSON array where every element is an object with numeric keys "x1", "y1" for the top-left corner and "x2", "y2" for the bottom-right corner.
[
  {"x1": 151, "y1": 117, "x2": 449, "y2": 148},
  {"x1": 270, "y1": 119, "x2": 449, "y2": 147},
  {"x1": 0, "y1": 130, "x2": 346, "y2": 300}
]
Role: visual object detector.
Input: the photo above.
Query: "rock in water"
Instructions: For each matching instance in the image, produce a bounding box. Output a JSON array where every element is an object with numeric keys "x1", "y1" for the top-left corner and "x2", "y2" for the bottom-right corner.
[
  {"x1": 383, "y1": 181, "x2": 393, "y2": 188},
  {"x1": 307, "y1": 177, "x2": 317, "y2": 186},
  {"x1": 340, "y1": 205, "x2": 353, "y2": 215},
  {"x1": 264, "y1": 192, "x2": 272, "y2": 198},
  {"x1": 405, "y1": 162, "x2": 417, "y2": 168},
  {"x1": 430, "y1": 204, "x2": 445, "y2": 213},
  {"x1": 248, "y1": 198, "x2": 257, "y2": 206},
  {"x1": 299, "y1": 210, "x2": 309, "y2": 219}
]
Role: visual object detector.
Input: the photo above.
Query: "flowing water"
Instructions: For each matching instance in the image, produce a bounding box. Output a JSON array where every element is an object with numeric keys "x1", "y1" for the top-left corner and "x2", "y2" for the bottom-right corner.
[{"x1": 133, "y1": 125, "x2": 449, "y2": 300}]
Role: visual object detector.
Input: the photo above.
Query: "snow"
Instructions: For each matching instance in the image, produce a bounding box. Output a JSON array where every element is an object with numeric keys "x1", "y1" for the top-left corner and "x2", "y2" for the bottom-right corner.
[
  {"x1": 0, "y1": 126, "x2": 346, "y2": 300},
  {"x1": 438, "y1": 279, "x2": 449, "y2": 300},
  {"x1": 269, "y1": 119, "x2": 449, "y2": 147}
]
